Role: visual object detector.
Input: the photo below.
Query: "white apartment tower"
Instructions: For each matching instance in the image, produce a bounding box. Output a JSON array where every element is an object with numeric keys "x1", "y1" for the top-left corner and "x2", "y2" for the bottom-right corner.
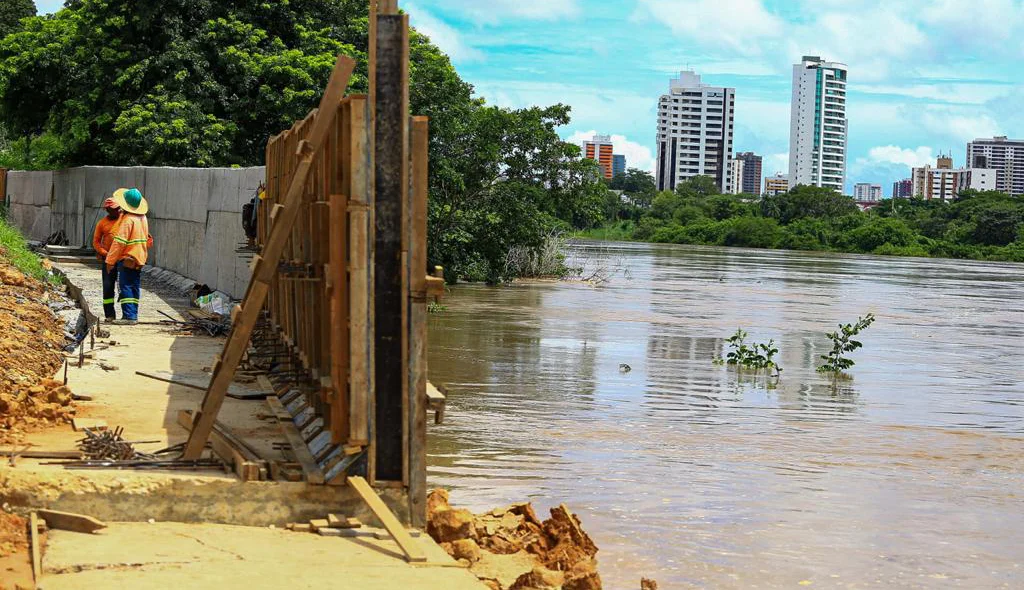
[
  {"x1": 788, "y1": 56, "x2": 848, "y2": 192},
  {"x1": 656, "y1": 71, "x2": 735, "y2": 193}
]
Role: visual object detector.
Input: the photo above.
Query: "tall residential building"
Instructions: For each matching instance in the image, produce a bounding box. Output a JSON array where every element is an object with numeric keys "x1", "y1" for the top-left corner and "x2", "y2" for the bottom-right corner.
[
  {"x1": 892, "y1": 178, "x2": 913, "y2": 198},
  {"x1": 655, "y1": 71, "x2": 736, "y2": 193},
  {"x1": 764, "y1": 173, "x2": 789, "y2": 196},
  {"x1": 911, "y1": 155, "x2": 996, "y2": 201},
  {"x1": 612, "y1": 154, "x2": 626, "y2": 178},
  {"x1": 966, "y1": 136, "x2": 1024, "y2": 195},
  {"x1": 584, "y1": 134, "x2": 615, "y2": 180},
  {"x1": 853, "y1": 183, "x2": 882, "y2": 202},
  {"x1": 788, "y1": 56, "x2": 848, "y2": 192},
  {"x1": 735, "y1": 152, "x2": 762, "y2": 195},
  {"x1": 729, "y1": 158, "x2": 745, "y2": 195}
]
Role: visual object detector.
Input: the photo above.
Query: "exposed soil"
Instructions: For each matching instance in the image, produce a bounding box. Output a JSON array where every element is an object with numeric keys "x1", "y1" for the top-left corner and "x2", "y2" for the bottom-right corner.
[
  {"x1": 0, "y1": 511, "x2": 33, "y2": 589},
  {"x1": 427, "y1": 489, "x2": 602, "y2": 590},
  {"x1": 0, "y1": 252, "x2": 73, "y2": 444}
]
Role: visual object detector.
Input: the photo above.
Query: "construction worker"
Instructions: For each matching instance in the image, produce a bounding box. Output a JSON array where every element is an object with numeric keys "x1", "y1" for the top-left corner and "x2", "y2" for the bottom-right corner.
[
  {"x1": 105, "y1": 188, "x2": 152, "y2": 325},
  {"x1": 92, "y1": 198, "x2": 123, "y2": 322}
]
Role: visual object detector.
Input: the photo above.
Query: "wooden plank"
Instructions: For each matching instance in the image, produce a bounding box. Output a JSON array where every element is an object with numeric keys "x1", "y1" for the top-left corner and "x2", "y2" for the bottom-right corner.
[
  {"x1": 136, "y1": 370, "x2": 266, "y2": 399},
  {"x1": 348, "y1": 476, "x2": 426, "y2": 562},
  {"x1": 265, "y1": 396, "x2": 325, "y2": 484},
  {"x1": 36, "y1": 509, "x2": 107, "y2": 534},
  {"x1": 408, "y1": 115, "x2": 430, "y2": 528},
  {"x1": 30, "y1": 512, "x2": 41, "y2": 586},
  {"x1": 177, "y1": 410, "x2": 264, "y2": 481},
  {"x1": 347, "y1": 96, "x2": 371, "y2": 447},
  {"x1": 183, "y1": 55, "x2": 356, "y2": 460}
]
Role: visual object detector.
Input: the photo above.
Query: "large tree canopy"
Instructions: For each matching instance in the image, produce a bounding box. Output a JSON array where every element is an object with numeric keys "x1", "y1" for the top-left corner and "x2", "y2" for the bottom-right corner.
[
  {"x1": 0, "y1": 0, "x2": 605, "y2": 282},
  {"x1": 0, "y1": 0, "x2": 35, "y2": 39}
]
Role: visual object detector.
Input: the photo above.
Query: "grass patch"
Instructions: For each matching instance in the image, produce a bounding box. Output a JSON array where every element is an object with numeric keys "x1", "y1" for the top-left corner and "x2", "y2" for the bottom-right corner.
[
  {"x1": 576, "y1": 221, "x2": 635, "y2": 242},
  {"x1": 0, "y1": 216, "x2": 50, "y2": 281}
]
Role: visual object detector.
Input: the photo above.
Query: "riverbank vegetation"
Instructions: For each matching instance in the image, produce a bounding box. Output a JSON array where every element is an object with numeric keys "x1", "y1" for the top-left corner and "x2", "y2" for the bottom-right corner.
[
  {"x1": 0, "y1": 0, "x2": 605, "y2": 284},
  {"x1": 589, "y1": 171, "x2": 1024, "y2": 263}
]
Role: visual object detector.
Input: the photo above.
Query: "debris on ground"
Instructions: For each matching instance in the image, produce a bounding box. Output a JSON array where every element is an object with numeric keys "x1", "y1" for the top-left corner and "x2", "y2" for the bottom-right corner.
[
  {"x1": 427, "y1": 489, "x2": 602, "y2": 590},
  {"x1": 0, "y1": 511, "x2": 28, "y2": 559},
  {"x1": 0, "y1": 252, "x2": 78, "y2": 443},
  {"x1": 640, "y1": 578, "x2": 659, "y2": 589}
]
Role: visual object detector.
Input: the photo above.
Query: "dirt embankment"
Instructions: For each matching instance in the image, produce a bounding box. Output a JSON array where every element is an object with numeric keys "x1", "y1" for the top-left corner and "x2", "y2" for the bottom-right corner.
[
  {"x1": 427, "y1": 489, "x2": 601, "y2": 590},
  {"x1": 0, "y1": 255, "x2": 73, "y2": 444}
]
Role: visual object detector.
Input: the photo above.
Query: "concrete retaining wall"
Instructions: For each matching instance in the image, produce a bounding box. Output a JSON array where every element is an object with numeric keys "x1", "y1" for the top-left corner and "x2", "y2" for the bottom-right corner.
[{"x1": 4, "y1": 166, "x2": 264, "y2": 298}]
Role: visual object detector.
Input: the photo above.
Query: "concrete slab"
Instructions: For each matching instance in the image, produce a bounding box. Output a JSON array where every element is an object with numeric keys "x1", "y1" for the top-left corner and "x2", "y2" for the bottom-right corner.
[{"x1": 41, "y1": 522, "x2": 484, "y2": 589}]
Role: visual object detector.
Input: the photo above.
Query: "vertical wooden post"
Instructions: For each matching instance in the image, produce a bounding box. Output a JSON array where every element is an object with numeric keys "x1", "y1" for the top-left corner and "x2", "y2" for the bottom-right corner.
[
  {"x1": 408, "y1": 116, "x2": 430, "y2": 527},
  {"x1": 371, "y1": 5, "x2": 409, "y2": 483},
  {"x1": 348, "y1": 96, "x2": 372, "y2": 447}
]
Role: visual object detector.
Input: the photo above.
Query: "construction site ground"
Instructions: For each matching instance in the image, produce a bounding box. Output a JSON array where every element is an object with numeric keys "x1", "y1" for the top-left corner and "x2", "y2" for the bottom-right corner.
[{"x1": 1, "y1": 259, "x2": 484, "y2": 589}]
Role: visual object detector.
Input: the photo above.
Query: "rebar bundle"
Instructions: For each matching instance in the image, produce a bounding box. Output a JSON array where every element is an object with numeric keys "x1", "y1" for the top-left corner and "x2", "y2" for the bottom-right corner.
[{"x1": 77, "y1": 427, "x2": 153, "y2": 461}]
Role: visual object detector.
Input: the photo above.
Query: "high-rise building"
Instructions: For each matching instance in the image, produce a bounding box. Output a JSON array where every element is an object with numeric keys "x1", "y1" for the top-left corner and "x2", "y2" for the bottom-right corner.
[
  {"x1": 853, "y1": 183, "x2": 882, "y2": 202},
  {"x1": 788, "y1": 56, "x2": 848, "y2": 192},
  {"x1": 584, "y1": 135, "x2": 615, "y2": 180},
  {"x1": 612, "y1": 154, "x2": 626, "y2": 178},
  {"x1": 764, "y1": 173, "x2": 789, "y2": 196},
  {"x1": 911, "y1": 155, "x2": 996, "y2": 201},
  {"x1": 966, "y1": 136, "x2": 1024, "y2": 195},
  {"x1": 655, "y1": 71, "x2": 736, "y2": 193},
  {"x1": 892, "y1": 178, "x2": 913, "y2": 198},
  {"x1": 734, "y1": 152, "x2": 762, "y2": 195},
  {"x1": 729, "y1": 158, "x2": 745, "y2": 195}
]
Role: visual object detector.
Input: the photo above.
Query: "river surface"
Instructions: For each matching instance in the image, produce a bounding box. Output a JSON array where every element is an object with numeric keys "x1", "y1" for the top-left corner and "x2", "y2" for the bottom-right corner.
[{"x1": 426, "y1": 241, "x2": 1024, "y2": 589}]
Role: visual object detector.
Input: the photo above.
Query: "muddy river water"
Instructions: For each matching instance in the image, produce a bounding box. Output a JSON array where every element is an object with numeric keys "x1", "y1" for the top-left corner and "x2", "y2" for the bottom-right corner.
[{"x1": 426, "y1": 241, "x2": 1024, "y2": 588}]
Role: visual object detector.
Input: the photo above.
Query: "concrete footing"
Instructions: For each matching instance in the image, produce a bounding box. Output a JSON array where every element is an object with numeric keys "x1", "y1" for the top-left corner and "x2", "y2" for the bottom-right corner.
[{"x1": 0, "y1": 467, "x2": 409, "y2": 527}]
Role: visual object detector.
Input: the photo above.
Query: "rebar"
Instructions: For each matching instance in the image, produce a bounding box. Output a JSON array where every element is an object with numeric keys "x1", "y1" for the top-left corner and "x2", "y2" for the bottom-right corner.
[{"x1": 76, "y1": 427, "x2": 156, "y2": 461}]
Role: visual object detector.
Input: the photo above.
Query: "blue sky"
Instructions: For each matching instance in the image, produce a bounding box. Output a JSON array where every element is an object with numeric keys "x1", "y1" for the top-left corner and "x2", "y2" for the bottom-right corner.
[
  {"x1": 404, "y1": 0, "x2": 1024, "y2": 195},
  {"x1": 38, "y1": 0, "x2": 1024, "y2": 195}
]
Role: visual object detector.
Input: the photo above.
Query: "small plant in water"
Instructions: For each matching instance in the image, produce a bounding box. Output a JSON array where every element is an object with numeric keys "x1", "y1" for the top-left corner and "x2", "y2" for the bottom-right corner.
[
  {"x1": 427, "y1": 302, "x2": 448, "y2": 314},
  {"x1": 717, "y1": 329, "x2": 781, "y2": 375},
  {"x1": 817, "y1": 313, "x2": 876, "y2": 375}
]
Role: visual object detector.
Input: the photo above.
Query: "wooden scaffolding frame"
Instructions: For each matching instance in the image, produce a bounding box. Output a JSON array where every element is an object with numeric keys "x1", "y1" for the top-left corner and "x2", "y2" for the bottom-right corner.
[{"x1": 182, "y1": 0, "x2": 440, "y2": 531}]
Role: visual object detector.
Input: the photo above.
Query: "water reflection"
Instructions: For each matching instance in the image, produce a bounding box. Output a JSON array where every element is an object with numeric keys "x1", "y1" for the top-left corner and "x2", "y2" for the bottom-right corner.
[{"x1": 427, "y1": 241, "x2": 1024, "y2": 588}]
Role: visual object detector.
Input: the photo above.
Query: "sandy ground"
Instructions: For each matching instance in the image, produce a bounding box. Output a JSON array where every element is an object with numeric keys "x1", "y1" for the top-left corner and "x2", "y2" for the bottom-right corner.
[{"x1": 24, "y1": 260, "x2": 281, "y2": 460}]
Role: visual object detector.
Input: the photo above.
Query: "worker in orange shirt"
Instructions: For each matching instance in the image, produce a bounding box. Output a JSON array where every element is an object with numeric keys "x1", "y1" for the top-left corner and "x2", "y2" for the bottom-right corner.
[
  {"x1": 105, "y1": 188, "x2": 152, "y2": 325},
  {"x1": 92, "y1": 198, "x2": 123, "y2": 322}
]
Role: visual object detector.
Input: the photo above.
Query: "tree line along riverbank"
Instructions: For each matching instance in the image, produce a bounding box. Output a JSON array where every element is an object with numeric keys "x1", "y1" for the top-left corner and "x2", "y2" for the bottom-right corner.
[{"x1": 580, "y1": 173, "x2": 1024, "y2": 264}]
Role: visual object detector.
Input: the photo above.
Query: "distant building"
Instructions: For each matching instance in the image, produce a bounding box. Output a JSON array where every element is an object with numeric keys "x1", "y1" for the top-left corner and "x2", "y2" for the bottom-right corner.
[
  {"x1": 966, "y1": 136, "x2": 1024, "y2": 195},
  {"x1": 892, "y1": 178, "x2": 913, "y2": 198},
  {"x1": 911, "y1": 155, "x2": 996, "y2": 201},
  {"x1": 764, "y1": 173, "x2": 789, "y2": 196},
  {"x1": 612, "y1": 154, "x2": 626, "y2": 178},
  {"x1": 656, "y1": 70, "x2": 736, "y2": 193},
  {"x1": 584, "y1": 135, "x2": 615, "y2": 180},
  {"x1": 729, "y1": 158, "x2": 744, "y2": 195},
  {"x1": 853, "y1": 183, "x2": 883, "y2": 202},
  {"x1": 789, "y1": 56, "x2": 848, "y2": 193},
  {"x1": 734, "y1": 152, "x2": 762, "y2": 195}
]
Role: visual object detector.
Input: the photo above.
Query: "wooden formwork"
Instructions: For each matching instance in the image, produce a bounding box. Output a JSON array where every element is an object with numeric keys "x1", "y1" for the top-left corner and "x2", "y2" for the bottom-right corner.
[{"x1": 183, "y1": 1, "x2": 439, "y2": 530}]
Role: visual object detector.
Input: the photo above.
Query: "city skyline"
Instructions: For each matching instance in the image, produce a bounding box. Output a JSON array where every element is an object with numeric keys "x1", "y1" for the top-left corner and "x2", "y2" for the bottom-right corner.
[{"x1": 395, "y1": 1, "x2": 1024, "y2": 194}]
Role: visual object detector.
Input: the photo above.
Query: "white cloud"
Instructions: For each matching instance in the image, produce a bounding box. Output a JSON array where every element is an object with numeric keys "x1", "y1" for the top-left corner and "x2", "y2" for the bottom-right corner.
[
  {"x1": 914, "y1": 107, "x2": 1002, "y2": 144},
  {"x1": 434, "y1": 0, "x2": 580, "y2": 24},
  {"x1": 407, "y1": 4, "x2": 484, "y2": 63},
  {"x1": 763, "y1": 153, "x2": 789, "y2": 177},
  {"x1": 634, "y1": 0, "x2": 784, "y2": 51},
  {"x1": 565, "y1": 130, "x2": 656, "y2": 174},
  {"x1": 867, "y1": 145, "x2": 935, "y2": 167}
]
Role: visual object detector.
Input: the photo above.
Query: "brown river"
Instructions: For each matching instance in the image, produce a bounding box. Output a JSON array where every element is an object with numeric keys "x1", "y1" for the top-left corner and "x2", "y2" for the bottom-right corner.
[{"x1": 426, "y1": 241, "x2": 1024, "y2": 589}]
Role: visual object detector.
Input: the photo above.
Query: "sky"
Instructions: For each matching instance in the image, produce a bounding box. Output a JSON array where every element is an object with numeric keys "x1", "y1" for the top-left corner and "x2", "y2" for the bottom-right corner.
[{"x1": 37, "y1": 0, "x2": 1024, "y2": 195}]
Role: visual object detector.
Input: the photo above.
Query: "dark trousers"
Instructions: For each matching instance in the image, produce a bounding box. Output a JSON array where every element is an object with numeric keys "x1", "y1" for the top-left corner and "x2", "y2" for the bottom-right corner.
[
  {"x1": 118, "y1": 264, "x2": 142, "y2": 320},
  {"x1": 101, "y1": 262, "x2": 119, "y2": 319}
]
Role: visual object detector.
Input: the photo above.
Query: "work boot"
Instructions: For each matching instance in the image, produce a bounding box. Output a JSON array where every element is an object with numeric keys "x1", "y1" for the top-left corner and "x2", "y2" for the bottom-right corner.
[
  {"x1": 104, "y1": 317, "x2": 116, "y2": 324},
  {"x1": 113, "y1": 319, "x2": 138, "y2": 326}
]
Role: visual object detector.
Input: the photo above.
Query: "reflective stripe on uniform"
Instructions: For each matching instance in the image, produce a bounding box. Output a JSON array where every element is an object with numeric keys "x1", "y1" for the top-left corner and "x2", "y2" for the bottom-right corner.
[
  {"x1": 103, "y1": 298, "x2": 115, "y2": 304},
  {"x1": 120, "y1": 298, "x2": 140, "y2": 304}
]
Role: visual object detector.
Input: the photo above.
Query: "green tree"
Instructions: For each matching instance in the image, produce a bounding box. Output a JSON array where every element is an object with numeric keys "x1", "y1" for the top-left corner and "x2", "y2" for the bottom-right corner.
[
  {"x1": 761, "y1": 185, "x2": 859, "y2": 224},
  {"x1": 610, "y1": 168, "x2": 656, "y2": 208},
  {"x1": 0, "y1": 0, "x2": 35, "y2": 39},
  {"x1": 675, "y1": 175, "x2": 721, "y2": 197}
]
